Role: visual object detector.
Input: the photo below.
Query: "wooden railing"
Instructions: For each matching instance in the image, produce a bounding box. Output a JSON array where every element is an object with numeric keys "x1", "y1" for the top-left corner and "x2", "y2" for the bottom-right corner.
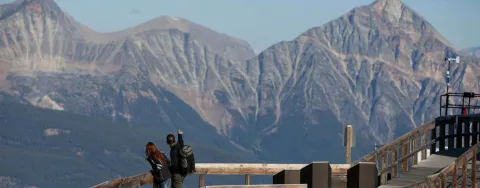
[
  {"x1": 353, "y1": 114, "x2": 480, "y2": 186},
  {"x1": 352, "y1": 120, "x2": 436, "y2": 185},
  {"x1": 406, "y1": 115, "x2": 480, "y2": 188},
  {"x1": 406, "y1": 143, "x2": 480, "y2": 188},
  {"x1": 90, "y1": 163, "x2": 350, "y2": 188},
  {"x1": 91, "y1": 114, "x2": 480, "y2": 188}
]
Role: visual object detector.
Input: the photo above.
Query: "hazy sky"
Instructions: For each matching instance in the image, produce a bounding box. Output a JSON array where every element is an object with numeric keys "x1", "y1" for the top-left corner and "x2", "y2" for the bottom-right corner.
[{"x1": 6, "y1": 0, "x2": 480, "y2": 52}]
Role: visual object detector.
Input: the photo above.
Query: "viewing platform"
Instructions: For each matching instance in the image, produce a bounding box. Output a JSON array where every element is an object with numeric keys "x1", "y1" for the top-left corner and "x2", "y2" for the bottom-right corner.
[{"x1": 92, "y1": 114, "x2": 480, "y2": 188}]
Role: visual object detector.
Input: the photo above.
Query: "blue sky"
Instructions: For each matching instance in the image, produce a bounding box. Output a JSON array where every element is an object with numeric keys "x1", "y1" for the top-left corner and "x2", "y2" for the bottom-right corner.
[{"x1": 5, "y1": 0, "x2": 480, "y2": 52}]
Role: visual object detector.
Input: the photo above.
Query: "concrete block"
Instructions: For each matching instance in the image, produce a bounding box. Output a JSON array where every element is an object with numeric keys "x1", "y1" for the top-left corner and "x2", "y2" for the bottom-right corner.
[
  {"x1": 300, "y1": 162, "x2": 331, "y2": 188},
  {"x1": 273, "y1": 170, "x2": 301, "y2": 184},
  {"x1": 347, "y1": 162, "x2": 378, "y2": 188}
]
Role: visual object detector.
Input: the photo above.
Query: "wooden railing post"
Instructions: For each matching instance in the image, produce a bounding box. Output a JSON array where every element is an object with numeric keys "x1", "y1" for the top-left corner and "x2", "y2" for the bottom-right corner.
[
  {"x1": 199, "y1": 174, "x2": 205, "y2": 188},
  {"x1": 380, "y1": 154, "x2": 387, "y2": 184},
  {"x1": 441, "y1": 174, "x2": 446, "y2": 188},
  {"x1": 472, "y1": 148, "x2": 477, "y2": 188},
  {"x1": 391, "y1": 149, "x2": 398, "y2": 177},
  {"x1": 439, "y1": 122, "x2": 446, "y2": 151},
  {"x1": 245, "y1": 174, "x2": 251, "y2": 185},
  {"x1": 453, "y1": 163, "x2": 457, "y2": 187},
  {"x1": 412, "y1": 138, "x2": 418, "y2": 165},
  {"x1": 401, "y1": 143, "x2": 408, "y2": 172},
  {"x1": 421, "y1": 134, "x2": 427, "y2": 160},
  {"x1": 431, "y1": 125, "x2": 437, "y2": 155},
  {"x1": 462, "y1": 160, "x2": 467, "y2": 188}
]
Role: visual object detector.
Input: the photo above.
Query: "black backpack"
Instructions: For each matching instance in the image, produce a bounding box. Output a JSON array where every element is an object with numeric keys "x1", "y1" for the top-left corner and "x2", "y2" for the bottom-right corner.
[{"x1": 179, "y1": 144, "x2": 196, "y2": 175}]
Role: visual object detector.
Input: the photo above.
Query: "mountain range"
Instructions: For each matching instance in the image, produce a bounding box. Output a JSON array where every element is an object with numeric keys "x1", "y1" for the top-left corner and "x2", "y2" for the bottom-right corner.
[
  {"x1": 0, "y1": 93, "x2": 264, "y2": 187},
  {"x1": 1, "y1": 0, "x2": 480, "y2": 187}
]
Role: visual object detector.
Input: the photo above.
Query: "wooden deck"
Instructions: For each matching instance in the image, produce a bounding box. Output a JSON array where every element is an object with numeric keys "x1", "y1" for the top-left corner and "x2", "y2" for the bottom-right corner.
[{"x1": 379, "y1": 148, "x2": 479, "y2": 188}]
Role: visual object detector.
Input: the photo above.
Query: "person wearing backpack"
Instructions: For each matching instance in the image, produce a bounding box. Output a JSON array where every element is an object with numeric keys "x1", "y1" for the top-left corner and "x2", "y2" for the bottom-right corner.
[
  {"x1": 167, "y1": 129, "x2": 196, "y2": 188},
  {"x1": 145, "y1": 142, "x2": 172, "y2": 188}
]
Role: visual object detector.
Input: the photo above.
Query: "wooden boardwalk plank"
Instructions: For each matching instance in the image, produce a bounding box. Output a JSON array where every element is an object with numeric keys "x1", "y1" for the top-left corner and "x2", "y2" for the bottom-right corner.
[{"x1": 379, "y1": 148, "x2": 470, "y2": 188}]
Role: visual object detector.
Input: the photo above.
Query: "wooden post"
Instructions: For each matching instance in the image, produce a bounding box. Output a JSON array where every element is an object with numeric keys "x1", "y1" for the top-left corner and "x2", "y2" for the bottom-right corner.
[
  {"x1": 391, "y1": 149, "x2": 397, "y2": 177},
  {"x1": 462, "y1": 160, "x2": 467, "y2": 188},
  {"x1": 472, "y1": 149, "x2": 477, "y2": 188},
  {"x1": 412, "y1": 138, "x2": 418, "y2": 165},
  {"x1": 199, "y1": 174, "x2": 205, "y2": 188},
  {"x1": 345, "y1": 125, "x2": 353, "y2": 164},
  {"x1": 133, "y1": 180, "x2": 141, "y2": 188},
  {"x1": 441, "y1": 174, "x2": 446, "y2": 188},
  {"x1": 421, "y1": 134, "x2": 427, "y2": 160},
  {"x1": 401, "y1": 143, "x2": 409, "y2": 172},
  {"x1": 431, "y1": 126, "x2": 437, "y2": 154},
  {"x1": 245, "y1": 174, "x2": 251, "y2": 185},
  {"x1": 452, "y1": 164, "x2": 457, "y2": 187},
  {"x1": 380, "y1": 155, "x2": 387, "y2": 185}
]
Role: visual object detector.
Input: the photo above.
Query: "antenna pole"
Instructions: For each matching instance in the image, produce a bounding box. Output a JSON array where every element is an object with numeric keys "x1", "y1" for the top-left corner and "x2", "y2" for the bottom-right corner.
[
  {"x1": 444, "y1": 56, "x2": 457, "y2": 116},
  {"x1": 445, "y1": 60, "x2": 450, "y2": 116},
  {"x1": 446, "y1": 60, "x2": 451, "y2": 93}
]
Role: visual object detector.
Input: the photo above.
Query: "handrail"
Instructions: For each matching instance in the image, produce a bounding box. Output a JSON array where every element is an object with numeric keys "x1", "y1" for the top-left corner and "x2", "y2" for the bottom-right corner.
[
  {"x1": 90, "y1": 163, "x2": 350, "y2": 188},
  {"x1": 378, "y1": 138, "x2": 437, "y2": 175},
  {"x1": 91, "y1": 114, "x2": 480, "y2": 188},
  {"x1": 353, "y1": 120, "x2": 435, "y2": 165},
  {"x1": 92, "y1": 172, "x2": 151, "y2": 188},
  {"x1": 399, "y1": 115, "x2": 480, "y2": 187},
  {"x1": 357, "y1": 115, "x2": 480, "y2": 186},
  {"x1": 407, "y1": 142, "x2": 480, "y2": 188}
]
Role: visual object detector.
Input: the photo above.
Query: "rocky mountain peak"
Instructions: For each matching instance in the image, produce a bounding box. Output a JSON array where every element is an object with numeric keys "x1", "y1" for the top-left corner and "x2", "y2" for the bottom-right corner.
[
  {"x1": 20, "y1": 0, "x2": 58, "y2": 8},
  {"x1": 299, "y1": 0, "x2": 453, "y2": 64},
  {"x1": 248, "y1": 0, "x2": 478, "y2": 156},
  {"x1": 8, "y1": 0, "x2": 62, "y2": 17},
  {"x1": 0, "y1": 0, "x2": 76, "y2": 35},
  {"x1": 0, "y1": 0, "x2": 256, "y2": 78},
  {"x1": 117, "y1": 15, "x2": 255, "y2": 61},
  {"x1": 370, "y1": 0, "x2": 405, "y2": 23},
  {"x1": 371, "y1": 0, "x2": 403, "y2": 10}
]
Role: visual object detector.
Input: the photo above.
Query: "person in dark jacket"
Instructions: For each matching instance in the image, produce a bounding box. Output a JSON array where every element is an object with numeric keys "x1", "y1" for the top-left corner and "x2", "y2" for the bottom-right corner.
[
  {"x1": 166, "y1": 129, "x2": 185, "y2": 188},
  {"x1": 145, "y1": 142, "x2": 172, "y2": 188}
]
